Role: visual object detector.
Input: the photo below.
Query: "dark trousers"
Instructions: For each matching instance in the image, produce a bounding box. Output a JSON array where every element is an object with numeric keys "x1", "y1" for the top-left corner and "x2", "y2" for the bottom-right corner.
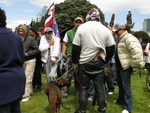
[
  {"x1": 116, "y1": 66, "x2": 132, "y2": 112},
  {"x1": 104, "y1": 74, "x2": 114, "y2": 92},
  {"x1": 63, "y1": 57, "x2": 79, "y2": 95},
  {"x1": 78, "y1": 59, "x2": 106, "y2": 113},
  {"x1": 33, "y1": 61, "x2": 42, "y2": 87},
  {"x1": 0, "y1": 98, "x2": 22, "y2": 113}
]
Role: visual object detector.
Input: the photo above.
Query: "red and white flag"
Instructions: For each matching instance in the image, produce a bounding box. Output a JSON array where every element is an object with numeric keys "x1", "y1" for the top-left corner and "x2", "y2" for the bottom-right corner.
[
  {"x1": 42, "y1": 2, "x2": 60, "y2": 39},
  {"x1": 42, "y1": 2, "x2": 55, "y2": 34}
]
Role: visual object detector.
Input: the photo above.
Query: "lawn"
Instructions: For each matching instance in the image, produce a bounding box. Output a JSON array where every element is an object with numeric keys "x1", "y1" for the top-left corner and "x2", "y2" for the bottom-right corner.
[{"x1": 21, "y1": 68, "x2": 150, "y2": 113}]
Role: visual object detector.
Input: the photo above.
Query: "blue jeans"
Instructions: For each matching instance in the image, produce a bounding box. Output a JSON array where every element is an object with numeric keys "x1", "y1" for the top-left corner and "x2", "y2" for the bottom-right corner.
[
  {"x1": 0, "y1": 98, "x2": 22, "y2": 113},
  {"x1": 116, "y1": 66, "x2": 132, "y2": 112},
  {"x1": 88, "y1": 80, "x2": 94, "y2": 99},
  {"x1": 77, "y1": 59, "x2": 106, "y2": 113},
  {"x1": 104, "y1": 74, "x2": 114, "y2": 92}
]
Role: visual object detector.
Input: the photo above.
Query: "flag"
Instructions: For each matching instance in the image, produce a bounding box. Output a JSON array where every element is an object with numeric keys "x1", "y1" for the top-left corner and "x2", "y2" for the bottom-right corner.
[
  {"x1": 53, "y1": 19, "x2": 60, "y2": 38},
  {"x1": 42, "y1": 2, "x2": 60, "y2": 38},
  {"x1": 42, "y1": 2, "x2": 54, "y2": 34}
]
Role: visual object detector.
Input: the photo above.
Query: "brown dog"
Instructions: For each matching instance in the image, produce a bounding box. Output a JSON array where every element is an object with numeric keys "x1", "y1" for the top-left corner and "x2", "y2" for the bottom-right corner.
[{"x1": 44, "y1": 78, "x2": 70, "y2": 113}]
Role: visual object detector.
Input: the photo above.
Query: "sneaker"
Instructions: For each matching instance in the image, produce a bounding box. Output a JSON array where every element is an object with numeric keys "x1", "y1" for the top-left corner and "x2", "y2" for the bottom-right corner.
[
  {"x1": 88, "y1": 97, "x2": 93, "y2": 102},
  {"x1": 122, "y1": 109, "x2": 129, "y2": 113},
  {"x1": 21, "y1": 97, "x2": 29, "y2": 102},
  {"x1": 62, "y1": 93, "x2": 68, "y2": 99},
  {"x1": 108, "y1": 92, "x2": 114, "y2": 95}
]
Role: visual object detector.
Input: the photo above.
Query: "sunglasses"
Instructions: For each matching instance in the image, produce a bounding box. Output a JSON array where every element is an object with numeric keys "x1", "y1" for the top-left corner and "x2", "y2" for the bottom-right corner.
[{"x1": 45, "y1": 31, "x2": 52, "y2": 34}]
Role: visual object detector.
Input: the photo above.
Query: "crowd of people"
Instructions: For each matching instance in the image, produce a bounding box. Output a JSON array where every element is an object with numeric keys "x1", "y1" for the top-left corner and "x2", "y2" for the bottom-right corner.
[{"x1": 0, "y1": 7, "x2": 146, "y2": 113}]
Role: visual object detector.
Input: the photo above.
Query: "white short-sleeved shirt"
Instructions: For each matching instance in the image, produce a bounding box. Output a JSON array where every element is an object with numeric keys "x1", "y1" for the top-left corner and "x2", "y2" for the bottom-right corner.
[
  {"x1": 73, "y1": 21, "x2": 115, "y2": 64},
  {"x1": 63, "y1": 33, "x2": 69, "y2": 43}
]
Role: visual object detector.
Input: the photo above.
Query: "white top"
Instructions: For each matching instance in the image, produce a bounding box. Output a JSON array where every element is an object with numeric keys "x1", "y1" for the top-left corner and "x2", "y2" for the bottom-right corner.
[
  {"x1": 144, "y1": 43, "x2": 150, "y2": 63},
  {"x1": 73, "y1": 21, "x2": 115, "y2": 64},
  {"x1": 39, "y1": 35, "x2": 61, "y2": 63},
  {"x1": 63, "y1": 33, "x2": 69, "y2": 43}
]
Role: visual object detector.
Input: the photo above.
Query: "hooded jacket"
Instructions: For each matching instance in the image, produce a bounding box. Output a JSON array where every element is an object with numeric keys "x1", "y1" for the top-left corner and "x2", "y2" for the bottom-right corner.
[{"x1": 17, "y1": 24, "x2": 39, "y2": 61}]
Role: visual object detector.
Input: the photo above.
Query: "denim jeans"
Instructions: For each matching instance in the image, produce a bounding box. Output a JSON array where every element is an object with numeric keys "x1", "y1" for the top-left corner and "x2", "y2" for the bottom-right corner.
[
  {"x1": 87, "y1": 80, "x2": 95, "y2": 99},
  {"x1": 104, "y1": 74, "x2": 114, "y2": 92},
  {"x1": 0, "y1": 98, "x2": 22, "y2": 113},
  {"x1": 77, "y1": 59, "x2": 106, "y2": 112},
  {"x1": 116, "y1": 66, "x2": 132, "y2": 112}
]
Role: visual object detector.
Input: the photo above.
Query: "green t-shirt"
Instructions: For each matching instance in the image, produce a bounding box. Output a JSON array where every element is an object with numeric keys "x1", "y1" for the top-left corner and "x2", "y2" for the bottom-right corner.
[{"x1": 66, "y1": 27, "x2": 76, "y2": 56}]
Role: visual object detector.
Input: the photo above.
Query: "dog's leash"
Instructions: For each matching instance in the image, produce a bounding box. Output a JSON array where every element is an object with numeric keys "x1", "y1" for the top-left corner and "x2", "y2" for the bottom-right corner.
[{"x1": 56, "y1": 65, "x2": 77, "y2": 80}]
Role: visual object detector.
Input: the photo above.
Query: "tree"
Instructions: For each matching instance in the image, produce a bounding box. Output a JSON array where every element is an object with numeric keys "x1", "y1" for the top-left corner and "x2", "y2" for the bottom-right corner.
[
  {"x1": 30, "y1": 6, "x2": 48, "y2": 31},
  {"x1": 34, "y1": 0, "x2": 105, "y2": 32},
  {"x1": 133, "y1": 30, "x2": 150, "y2": 43},
  {"x1": 55, "y1": 0, "x2": 105, "y2": 32}
]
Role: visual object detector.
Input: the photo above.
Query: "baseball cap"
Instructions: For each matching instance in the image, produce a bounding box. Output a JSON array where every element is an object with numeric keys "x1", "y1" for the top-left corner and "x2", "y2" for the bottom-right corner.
[
  {"x1": 74, "y1": 17, "x2": 84, "y2": 23},
  {"x1": 113, "y1": 23, "x2": 126, "y2": 32},
  {"x1": 86, "y1": 8, "x2": 100, "y2": 21},
  {"x1": 44, "y1": 27, "x2": 53, "y2": 33}
]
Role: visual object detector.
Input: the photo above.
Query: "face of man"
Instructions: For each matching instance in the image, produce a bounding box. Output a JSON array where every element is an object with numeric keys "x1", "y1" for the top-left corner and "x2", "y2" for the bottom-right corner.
[
  {"x1": 74, "y1": 20, "x2": 83, "y2": 29},
  {"x1": 45, "y1": 31, "x2": 53, "y2": 40},
  {"x1": 115, "y1": 29, "x2": 124, "y2": 37}
]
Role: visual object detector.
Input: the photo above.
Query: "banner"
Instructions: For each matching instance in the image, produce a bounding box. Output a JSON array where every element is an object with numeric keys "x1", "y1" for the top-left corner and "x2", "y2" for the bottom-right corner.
[{"x1": 42, "y1": 2, "x2": 60, "y2": 38}]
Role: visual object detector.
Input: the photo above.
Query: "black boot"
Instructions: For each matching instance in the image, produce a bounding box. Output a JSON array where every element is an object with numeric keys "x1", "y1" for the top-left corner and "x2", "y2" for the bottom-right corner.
[
  {"x1": 74, "y1": 109, "x2": 86, "y2": 113},
  {"x1": 36, "y1": 85, "x2": 41, "y2": 92}
]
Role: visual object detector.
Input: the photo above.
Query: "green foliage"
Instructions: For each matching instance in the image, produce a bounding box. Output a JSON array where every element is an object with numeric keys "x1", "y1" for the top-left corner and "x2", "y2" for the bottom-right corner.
[
  {"x1": 133, "y1": 31, "x2": 150, "y2": 43},
  {"x1": 55, "y1": 0, "x2": 104, "y2": 32},
  {"x1": 34, "y1": 0, "x2": 105, "y2": 32},
  {"x1": 21, "y1": 69, "x2": 150, "y2": 113}
]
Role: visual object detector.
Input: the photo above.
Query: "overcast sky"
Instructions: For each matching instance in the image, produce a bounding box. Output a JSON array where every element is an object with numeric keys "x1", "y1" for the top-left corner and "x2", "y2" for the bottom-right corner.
[{"x1": 0, "y1": 0, "x2": 150, "y2": 31}]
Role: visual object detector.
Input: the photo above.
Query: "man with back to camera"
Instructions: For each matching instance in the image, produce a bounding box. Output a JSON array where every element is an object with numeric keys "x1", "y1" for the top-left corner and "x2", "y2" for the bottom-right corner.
[
  {"x1": 0, "y1": 8, "x2": 26, "y2": 113},
  {"x1": 72, "y1": 8, "x2": 115, "y2": 113}
]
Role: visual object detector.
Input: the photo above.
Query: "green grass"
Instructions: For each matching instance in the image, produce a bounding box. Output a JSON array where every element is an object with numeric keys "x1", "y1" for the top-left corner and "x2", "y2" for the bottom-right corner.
[{"x1": 21, "y1": 69, "x2": 150, "y2": 113}]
